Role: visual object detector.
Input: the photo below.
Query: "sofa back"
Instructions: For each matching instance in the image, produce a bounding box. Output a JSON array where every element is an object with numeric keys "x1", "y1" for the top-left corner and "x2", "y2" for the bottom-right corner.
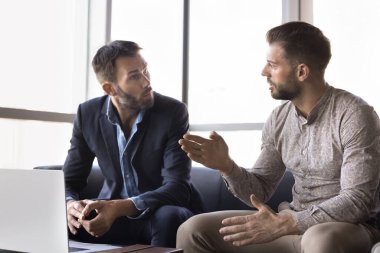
[
  {"x1": 34, "y1": 165, "x2": 295, "y2": 212},
  {"x1": 191, "y1": 167, "x2": 294, "y2": 212}
]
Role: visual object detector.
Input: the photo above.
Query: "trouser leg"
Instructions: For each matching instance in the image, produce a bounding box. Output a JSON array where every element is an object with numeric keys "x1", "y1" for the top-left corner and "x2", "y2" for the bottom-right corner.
[
  {"x1": 176, "y1": 210, "x2": 301, "y2": 253},
  {"x1": 301, "y1": 222, "x2": 375, "y2": 253},
  {"x1": 148, "y1": 205, "x2": 194, "y2": 247},
  {"x1": 177, "y1": 210, "x2": 378, "y2": 253}
]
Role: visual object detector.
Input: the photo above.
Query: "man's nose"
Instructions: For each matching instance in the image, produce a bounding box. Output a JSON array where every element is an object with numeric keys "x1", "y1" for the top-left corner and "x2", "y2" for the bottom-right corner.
[
  {"x1": 142, "y1": 75, "x2": 150, "y2": 87},
  {"x1": 261, "y1": 64, "x2": 270, "y2": 77}
]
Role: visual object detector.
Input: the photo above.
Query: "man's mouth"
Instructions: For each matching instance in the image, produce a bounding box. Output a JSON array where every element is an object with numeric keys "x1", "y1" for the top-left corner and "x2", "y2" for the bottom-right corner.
[{"x1": 143, "y1": 87, "x2": 152, "y2": 97}]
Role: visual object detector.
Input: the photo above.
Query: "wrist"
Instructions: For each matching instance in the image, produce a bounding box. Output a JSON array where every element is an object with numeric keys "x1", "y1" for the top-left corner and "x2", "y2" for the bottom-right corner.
[
  {"x1": 277, "y1": 211, "x2": 299, "y2": 235},
  {"x1": 219, "y1": 158, "x2": 234, "y2": 176},
  {"x1": 110, "y1": 199, "x2": 138, "y2": 217}
]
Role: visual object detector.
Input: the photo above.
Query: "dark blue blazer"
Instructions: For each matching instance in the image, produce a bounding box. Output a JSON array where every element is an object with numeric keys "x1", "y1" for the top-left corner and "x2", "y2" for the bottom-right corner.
[{"x1": 63, "y1": 92, "x2": 202, "y2": 213}]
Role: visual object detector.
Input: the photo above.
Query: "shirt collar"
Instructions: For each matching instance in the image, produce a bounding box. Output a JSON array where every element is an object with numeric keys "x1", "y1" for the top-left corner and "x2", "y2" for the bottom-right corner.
[
  {"x1": 106, "y1": 96, "x2": 145, "y2": 126},
  {"x1": 294, "y1": 83, "x2": 333, "y2": 125}
]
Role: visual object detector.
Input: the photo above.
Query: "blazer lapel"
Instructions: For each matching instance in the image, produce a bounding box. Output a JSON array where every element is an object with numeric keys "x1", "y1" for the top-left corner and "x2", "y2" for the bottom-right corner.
[{"x1": 99, "y1": 108, "x2": 123, "y2": 184}]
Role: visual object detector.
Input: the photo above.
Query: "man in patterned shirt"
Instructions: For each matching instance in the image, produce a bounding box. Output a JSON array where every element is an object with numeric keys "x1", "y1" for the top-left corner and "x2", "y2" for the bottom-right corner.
[{"x1": 177, "y1": 21, "x2": 380, "y2": 253}]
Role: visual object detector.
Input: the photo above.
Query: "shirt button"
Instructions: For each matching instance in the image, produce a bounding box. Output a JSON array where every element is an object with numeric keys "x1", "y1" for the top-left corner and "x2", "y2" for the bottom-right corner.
[{"x1": 302, "y1": 150, "x2": 307, "y2": 155}]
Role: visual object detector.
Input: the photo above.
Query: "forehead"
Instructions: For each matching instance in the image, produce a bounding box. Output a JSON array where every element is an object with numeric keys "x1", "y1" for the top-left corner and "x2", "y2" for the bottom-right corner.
[
  {"x1": 266, "y1": 43, "x2": 287, "y2": 63},
  {"x1": 115, "y1": 53, "x2": 147, "y2": 73}
]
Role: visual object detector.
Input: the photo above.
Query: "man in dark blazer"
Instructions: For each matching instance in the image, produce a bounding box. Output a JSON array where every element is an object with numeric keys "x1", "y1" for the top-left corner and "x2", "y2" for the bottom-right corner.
[{"x1": 63, "y1": 40, "x2": 202, "y2": 247}]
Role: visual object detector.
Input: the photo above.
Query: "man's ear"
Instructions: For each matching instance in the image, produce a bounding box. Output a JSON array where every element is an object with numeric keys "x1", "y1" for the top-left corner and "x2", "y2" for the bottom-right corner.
[
  {"x1": 102, "y1": 82, "x2": 115, "y2": 96},
  {"x1": 296, "y1": 64, "x2": 310, "y2": 82}
]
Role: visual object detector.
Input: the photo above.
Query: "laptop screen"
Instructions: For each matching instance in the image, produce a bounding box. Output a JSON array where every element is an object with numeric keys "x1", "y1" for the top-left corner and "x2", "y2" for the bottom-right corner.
[{"x1": 0, "y1": 168, "x2": 69, "y2": 253}]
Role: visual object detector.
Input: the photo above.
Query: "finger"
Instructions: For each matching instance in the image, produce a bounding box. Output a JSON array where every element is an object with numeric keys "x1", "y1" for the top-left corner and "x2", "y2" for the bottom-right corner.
[
  {"x1": 183, "y1": 133, "x2": 208, "y2": 144},
  {"x1": 250, "y1": 194, "x2": 265, "y2": 210},
  {"x1": 68, "y1": 215, "x2": 82, "y2": 229},
  {"x1": 221, "y1": 215, "x2": 248, "y2": 226},
  {"x1": 209, "y1": 131, "x2": 221, "y2": 140},
  {"x1": 79, "y1": 217, "x2": 103, "y2": 237},
  {"x1": 68, "y1": 223, "x2": 78, "y2": 235},
  {"x1": 250, "y1": 194, "x2": 274, "y2": 214},
  {"x1": 186, "y1": 153, "x2": 207, "y2": 165},
  {"x1": 68, "y1": 206, "x2": 84, "y2": 220},
  {"x1": 81, "y1": 201, "x2": 98, "y2": 219},
  {"x1": 81, "y1": 199, "x2": 95, "y2": 205},
  {"x1": 231, "y1": 237, "x2": 255, "y2": 247},
  {"x1": 180, "y1": 143, "x2": 203, "y2": 156},
  {"x1": 219, "y1": 223, "x2": 247, "y2": 235},
  {"x1": 79, "y1": 219, "x2": 92, "y2": 235},
  {"x1": 223, "y1": 230, "x2": 250, "y2": 243}
]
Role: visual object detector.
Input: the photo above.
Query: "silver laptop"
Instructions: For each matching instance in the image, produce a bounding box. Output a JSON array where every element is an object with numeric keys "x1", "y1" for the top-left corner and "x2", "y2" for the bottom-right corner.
[{"x1": 0, "y1": 168, "x2": 86, "y2": 253}]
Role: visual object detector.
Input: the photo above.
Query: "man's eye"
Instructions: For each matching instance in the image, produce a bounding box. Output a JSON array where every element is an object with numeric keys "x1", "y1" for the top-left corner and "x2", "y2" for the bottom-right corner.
[{"x1": 130, "y1": 74, "x2": 141, "y2": 80}]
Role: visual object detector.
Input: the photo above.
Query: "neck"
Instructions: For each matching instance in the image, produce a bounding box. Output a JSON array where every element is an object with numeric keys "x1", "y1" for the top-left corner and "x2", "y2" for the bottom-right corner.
[
  {"x1": 111, "y1": 97, "x2": 139, "y2": 132},
  {"x1": 292, "y1": 80, "x2": 327, "y2": 118}
]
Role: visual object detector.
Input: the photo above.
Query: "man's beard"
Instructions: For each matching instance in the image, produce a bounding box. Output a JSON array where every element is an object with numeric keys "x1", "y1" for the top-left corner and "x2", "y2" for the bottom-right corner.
[
  {"x1": 115, "y1": 85, "x2": 154, "y2": 111},
  {"x1": 269, "y1": 75, "x2": 301, "y2": 101}
]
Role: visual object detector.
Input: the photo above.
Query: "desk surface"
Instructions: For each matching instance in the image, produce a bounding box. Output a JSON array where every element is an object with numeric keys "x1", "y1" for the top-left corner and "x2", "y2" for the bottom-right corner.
[{"x1": 98, "y1": 244, "x2": 183, "y2": 253}]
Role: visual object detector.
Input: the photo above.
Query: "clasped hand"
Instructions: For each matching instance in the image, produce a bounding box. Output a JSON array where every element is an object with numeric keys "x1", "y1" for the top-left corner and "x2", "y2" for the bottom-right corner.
[{"x1": 66, "y1": 199, "x2": 117, "y2": 237}]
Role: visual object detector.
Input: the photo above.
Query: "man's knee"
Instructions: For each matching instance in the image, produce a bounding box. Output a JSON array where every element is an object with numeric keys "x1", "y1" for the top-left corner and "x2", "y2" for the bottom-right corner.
[
  {"x1": 148, "y1": 206, "x2": 194, "y2": 247},
  {"x1": 177, "y1": 214, "x2": 203, "y2": 239},
  {"x1": 301, "y1": 222, "x2": 370, "y2": 253},
  {"x1": 153, "y1": 205, "x2": 193, "y2": 225},
  {"x1": 302, "y1": 223, "x2": 340, "y2": 249},
  {"x1": 176, "y1": 213, "x2": 218, "y2": 248}
]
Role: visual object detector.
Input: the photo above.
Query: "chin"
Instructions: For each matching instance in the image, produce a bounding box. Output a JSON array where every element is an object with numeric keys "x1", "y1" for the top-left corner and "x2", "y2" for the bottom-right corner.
[{"x1": 142, "y1": 96, "x2": 154, "y2": 109}]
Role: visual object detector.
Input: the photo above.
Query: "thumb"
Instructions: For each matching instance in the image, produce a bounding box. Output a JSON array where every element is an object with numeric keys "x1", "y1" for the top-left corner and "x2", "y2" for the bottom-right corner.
[
  {"x1": 209, "y1": 131, "x2": 221, "y2": 140},
  {"x1": 250, "y1": 194, "x2": 265, "y2": 210}
]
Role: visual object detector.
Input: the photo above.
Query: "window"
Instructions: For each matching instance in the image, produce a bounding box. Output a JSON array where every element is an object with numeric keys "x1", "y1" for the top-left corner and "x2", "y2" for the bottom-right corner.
[
  {"x1": 0, "y1": 0, "x2": 87, "y2": 113},
  {"x1": 188, "y1": 0, "x2": 282, "y2": 167},
  {"x1": 313, "y1": 0, "x2": 380, "y2": 113},
  {"x1": 110, "y1": 0, "x2": 184, "y2": 101},
  {"x1": 0, "y1": 0, "x2": 88, "y2": 169}
]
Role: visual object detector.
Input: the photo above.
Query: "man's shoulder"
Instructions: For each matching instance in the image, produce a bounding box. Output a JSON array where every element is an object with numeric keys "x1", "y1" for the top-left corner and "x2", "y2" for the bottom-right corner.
[
  {"x1": 332, "y1": 87, "x2": 369, "y2": 108},
  {"x1": 154, "y1": 92, "x2": 184, "y2": 105},
  {"x1": 329, "y1": 86, "x2": 372, "y2": 112},
  {"x1": 81, "y1": 95, "x2": 108, "y2": 107},
  {"x1": 153, "y1": 92, "x2": 187, "y2": 111},
  {"x1": 78, "y1": 95, "x2": 108, "y2": 113}
]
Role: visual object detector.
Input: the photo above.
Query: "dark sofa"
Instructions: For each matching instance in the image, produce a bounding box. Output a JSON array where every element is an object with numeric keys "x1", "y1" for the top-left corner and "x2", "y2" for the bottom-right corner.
[
  {"x1": 34, "y1": 165, "x2": 294, "y2": 212},
  {"x1": 34, "y1": 165, "x2": 380, "y2": 252}
]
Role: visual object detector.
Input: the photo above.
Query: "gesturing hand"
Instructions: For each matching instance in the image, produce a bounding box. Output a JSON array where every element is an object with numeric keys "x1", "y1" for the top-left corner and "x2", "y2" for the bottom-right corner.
[
  {"x1": 178, "y1": 131, "x2": 233, "y2": 174},
  {"x1": 219, "y1": 194, "x2": 297, "y2": 246}
]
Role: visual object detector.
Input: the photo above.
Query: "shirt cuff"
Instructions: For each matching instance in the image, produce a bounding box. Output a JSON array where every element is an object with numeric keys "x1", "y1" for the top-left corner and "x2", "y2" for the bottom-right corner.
[
  {"x1": 129, "y1": 196, "x2": 150, "y2": 219},
  {"x1": 289, "y1": 207, "x2": 320, "y2": 233},
  {"x1": 65, "y1": 196, "x2": 75, "y2": 202}
]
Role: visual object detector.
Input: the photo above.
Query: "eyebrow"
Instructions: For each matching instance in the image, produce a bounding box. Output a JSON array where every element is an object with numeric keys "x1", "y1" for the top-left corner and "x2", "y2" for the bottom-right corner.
[
  {"x1": 267, "y1": 60, "x2": 278, "y2": 65},
  {"x1": 128, "y1": 69, "x2": 140, "y2": 75},
  {"x1": 127, "y1": 63, "x2": 148, "y2": 75}
]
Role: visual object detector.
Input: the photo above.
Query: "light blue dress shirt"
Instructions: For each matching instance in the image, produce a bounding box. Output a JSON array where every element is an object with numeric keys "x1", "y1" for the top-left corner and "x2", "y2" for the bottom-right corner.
[{"x1": 106, "y1": 97, "x2": 148, "y2": 215}]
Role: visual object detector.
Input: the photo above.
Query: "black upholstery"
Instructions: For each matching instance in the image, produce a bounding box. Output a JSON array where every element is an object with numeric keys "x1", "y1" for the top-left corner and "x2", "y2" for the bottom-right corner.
[
  {"x1": 191, "y1": 167, "x2": 294, "y2": 212},
  {"x1": 34, "y1": 165, "x2": 294, "y2": 212}
]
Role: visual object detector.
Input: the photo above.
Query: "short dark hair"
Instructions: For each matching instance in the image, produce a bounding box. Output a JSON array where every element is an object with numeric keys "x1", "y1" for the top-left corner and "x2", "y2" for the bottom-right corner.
[
  {"x1": 92, "y1": 40, "x2": 142, "y2": 83},
  {"x1": 266, "y1": 21, "x2": 331, "y2": 75}
]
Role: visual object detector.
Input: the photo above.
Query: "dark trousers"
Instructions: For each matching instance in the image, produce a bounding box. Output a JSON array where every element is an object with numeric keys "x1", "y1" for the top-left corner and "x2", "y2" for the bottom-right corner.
[{"x1": 70, "y1": 205, "x2": 194, "y2": 248}]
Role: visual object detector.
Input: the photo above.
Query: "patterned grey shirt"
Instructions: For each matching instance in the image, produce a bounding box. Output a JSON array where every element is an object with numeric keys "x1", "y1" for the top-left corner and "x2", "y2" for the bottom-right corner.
[{"x1": 224, "y1": 85, "x2": 380, "y2": 233}]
